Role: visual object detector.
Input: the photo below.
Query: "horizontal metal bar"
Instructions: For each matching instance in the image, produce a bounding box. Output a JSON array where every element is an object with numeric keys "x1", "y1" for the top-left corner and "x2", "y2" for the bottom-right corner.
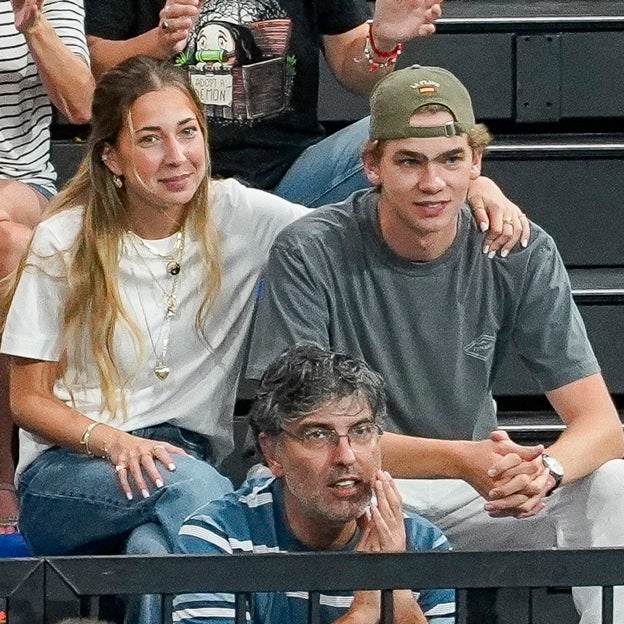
[
  {"x1": 488, "y1": 144, "x2": 624, "y2": 153},
  {"x1": 500, "y1": 424, "x2": 567, "y2": 432},
  {"x1": 572, "y1": 289, "x2": 624, "y2": 296},
  {"x1": 46, "y1": 549, "x2": 624, "y2": 595}
]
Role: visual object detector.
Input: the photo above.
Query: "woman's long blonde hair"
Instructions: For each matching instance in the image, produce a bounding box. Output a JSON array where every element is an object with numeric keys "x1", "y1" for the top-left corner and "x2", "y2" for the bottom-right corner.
[{"x1": 1, "y1": 56, "x2": 221, "y2": 419}]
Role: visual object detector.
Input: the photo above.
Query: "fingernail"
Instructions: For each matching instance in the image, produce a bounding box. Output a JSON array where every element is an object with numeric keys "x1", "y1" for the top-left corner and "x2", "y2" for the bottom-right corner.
[
  {"x1": 156, "y1": 478, "x2": 164, "y2": 488},
  {"x1": 142, "y1": 489, "x2": 150, "y2": 499},
  {"x1": 487, "y1": 468, "x2": 496, "y2": 477},
  {"x1": 480, "y1": 222, "x2": 488, "y2": 232},
  {"x1": 488, "y1": 250, "x2": 496, "y2": 259},
  {"x1": 126, "y1": 492, "x2": 133, "y2": 501},
  {"x1": 521, "y1": 238, "x2": 528, "y2": 248},
  {"x1": 484, "y1": 503, "x2": 493, "y2": 511},
  {"x1": 482, "y1": 244, "x2": 490, "y2": 254},
  {"x1": 384, "y1": 470, "x2": 391, "y2": 480},
  {"x1": 501, "y1": 249, "x2": 509, "y2": 258},
  {"x1": 168, "y1": 463, "x2": 176, "y2": 471}
]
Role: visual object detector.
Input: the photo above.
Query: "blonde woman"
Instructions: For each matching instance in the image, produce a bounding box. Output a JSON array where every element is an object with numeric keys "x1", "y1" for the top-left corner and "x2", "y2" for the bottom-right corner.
[{"x1": 0, "y1": 56, "x2": 306, "y2": 564}]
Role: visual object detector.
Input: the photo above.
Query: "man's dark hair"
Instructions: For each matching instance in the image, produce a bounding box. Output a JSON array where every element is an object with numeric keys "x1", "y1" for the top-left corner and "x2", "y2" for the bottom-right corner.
[{"x1": 249, "y1": 343, "x2": 386, "y2": 450}]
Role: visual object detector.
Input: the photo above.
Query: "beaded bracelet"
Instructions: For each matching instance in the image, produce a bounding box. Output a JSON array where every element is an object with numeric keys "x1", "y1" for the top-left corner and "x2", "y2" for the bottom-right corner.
[{"x1": 364, "y1": 19, "x2": 402, "y2": 71}]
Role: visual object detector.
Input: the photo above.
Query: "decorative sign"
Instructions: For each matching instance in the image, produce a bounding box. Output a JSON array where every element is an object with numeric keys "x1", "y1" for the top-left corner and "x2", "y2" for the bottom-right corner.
[{"x1": 191, "y1": 73, "x2": 234, "y2": 106}]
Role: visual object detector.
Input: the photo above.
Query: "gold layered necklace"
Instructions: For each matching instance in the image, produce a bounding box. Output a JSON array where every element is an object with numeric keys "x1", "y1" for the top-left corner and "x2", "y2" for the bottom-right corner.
[{"x1": 126, "y1": 226, "x2": 186, "y2": 380}]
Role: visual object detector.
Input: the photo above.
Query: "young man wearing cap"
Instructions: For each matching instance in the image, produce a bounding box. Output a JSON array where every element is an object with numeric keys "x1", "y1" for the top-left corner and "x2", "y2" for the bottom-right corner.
[
  {"x1": 246, "y1": 65, "x2": 624, "y2": 622},
  {"x1": 173, "y1": 344, "x2": 455, "y2": 623}
]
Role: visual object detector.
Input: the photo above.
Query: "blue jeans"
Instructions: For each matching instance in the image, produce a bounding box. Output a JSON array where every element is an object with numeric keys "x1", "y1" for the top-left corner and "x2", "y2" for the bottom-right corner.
[
  {"x1": 273, "y1": 117, "x2": 371, "y2": 207},
  {"x1": 18, "y1": 424, "x2": 233, "y2": 624}
]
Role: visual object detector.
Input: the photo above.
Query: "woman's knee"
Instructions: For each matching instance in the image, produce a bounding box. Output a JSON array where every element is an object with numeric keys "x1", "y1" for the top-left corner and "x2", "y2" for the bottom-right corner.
[{"x1": 161, "y1": 455, "x2": 233, "y2": 501}]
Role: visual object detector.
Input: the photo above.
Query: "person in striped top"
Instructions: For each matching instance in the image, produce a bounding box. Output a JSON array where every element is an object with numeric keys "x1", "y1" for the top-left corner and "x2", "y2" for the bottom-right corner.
[
  {"x1": 0, "y1": 0, "x2": 94, "y2": 541},
  {"x1": 174, "y1": 344, "x2": 455, "y2": 624},
  {"x1": 0, "y1": 0, "x2": 93, "y2": 276}
]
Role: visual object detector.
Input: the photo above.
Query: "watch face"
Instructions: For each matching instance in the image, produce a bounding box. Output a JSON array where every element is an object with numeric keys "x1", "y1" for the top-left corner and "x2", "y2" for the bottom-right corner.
[{"x1": 543, "y1": 454, "x2": 564, "y2": 477}]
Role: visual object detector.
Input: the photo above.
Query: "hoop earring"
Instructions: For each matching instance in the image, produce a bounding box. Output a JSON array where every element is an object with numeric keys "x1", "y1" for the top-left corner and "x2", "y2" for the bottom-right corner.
[{"x1": 112, "y1": 174, "x2": 123, "y2": 189}]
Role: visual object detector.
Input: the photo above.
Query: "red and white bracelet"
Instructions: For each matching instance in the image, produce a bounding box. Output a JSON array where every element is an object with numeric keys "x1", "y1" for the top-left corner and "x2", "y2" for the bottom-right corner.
[{"x1": 364, "y1": 19, "x2": 402, "y2": 71}]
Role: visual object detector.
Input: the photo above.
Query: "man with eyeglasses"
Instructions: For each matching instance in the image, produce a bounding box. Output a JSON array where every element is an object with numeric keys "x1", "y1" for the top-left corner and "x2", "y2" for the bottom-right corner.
[{"x1": 173, "y1": 343, "x2": 455, "y2": 624}]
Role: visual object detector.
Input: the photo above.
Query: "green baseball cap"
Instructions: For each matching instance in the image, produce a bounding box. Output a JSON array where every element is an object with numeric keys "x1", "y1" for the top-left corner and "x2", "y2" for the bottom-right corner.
[{"x1": 369, "y1": 65, "x2": 475, "y2": 140}]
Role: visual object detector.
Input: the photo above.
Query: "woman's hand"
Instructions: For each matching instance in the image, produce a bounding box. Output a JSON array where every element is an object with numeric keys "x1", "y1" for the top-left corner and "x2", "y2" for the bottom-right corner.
[
  {"x1": 106, "y1": 431, "x2": 188, "y2": 500},
  {"x1": 467, "y1": 176, "x2": 530, "y2": 258}
]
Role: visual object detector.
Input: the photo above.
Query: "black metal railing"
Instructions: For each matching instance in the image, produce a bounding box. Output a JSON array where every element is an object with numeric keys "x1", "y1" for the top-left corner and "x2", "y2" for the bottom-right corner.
[{"x1": 2, "y1": 548, "x2": 624, "y2": 624}]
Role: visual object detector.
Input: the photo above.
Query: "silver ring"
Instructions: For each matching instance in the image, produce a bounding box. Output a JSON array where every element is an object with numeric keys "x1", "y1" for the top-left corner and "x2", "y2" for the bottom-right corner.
[
  {"x1": 115, "y1": 464, "x2": 127, "y2": 473},
  {"x1": 161, "y1": 19, "x2": 169, "y2": 30}
]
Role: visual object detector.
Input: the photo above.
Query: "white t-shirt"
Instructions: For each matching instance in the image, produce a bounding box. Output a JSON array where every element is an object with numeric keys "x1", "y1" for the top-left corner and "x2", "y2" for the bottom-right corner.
[
  {"x1": 0, "y1": 0, "x2": 89, "y2": 192},
  {"x1": 1, "y1": 178, "x2": 308, "y2": 477}
]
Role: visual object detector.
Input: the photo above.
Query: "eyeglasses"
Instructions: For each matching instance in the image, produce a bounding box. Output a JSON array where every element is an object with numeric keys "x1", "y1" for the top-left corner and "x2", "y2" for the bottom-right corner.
[{"x1": 280, "y1": 422, "x2": 383, "y2": 452}]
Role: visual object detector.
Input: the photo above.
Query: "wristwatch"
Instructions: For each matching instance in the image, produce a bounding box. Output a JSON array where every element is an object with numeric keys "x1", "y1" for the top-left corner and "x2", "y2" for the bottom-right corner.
[{"x1": 542, "y1": 453, "x2": 564, "y2": 496}]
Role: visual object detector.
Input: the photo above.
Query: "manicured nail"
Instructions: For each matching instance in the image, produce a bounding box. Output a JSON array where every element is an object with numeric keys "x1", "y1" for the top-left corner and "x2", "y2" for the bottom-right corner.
[
  {"x1": 482, "y1": 244, "x2": 490, "y2": 254},
  {"x1": 488, "y1": 250, "x2": 496, "y2": 259},
  {"x1": 126, "y1": 492, "x2": 133, "y2": 501},
  {"x1": 142, "y1": 489, "x2": 150, "y2": 499},
  {"x1": 156, "y1": 478, "x2": 164, "y2": 488},
  {"x1": 487, "y1": 468, "x2": 496, "y2": 477},
  {"x1": 521, "y1": 238, "x2": 528, "y2": 248},
  {"x1": 501, "y1": 249, "x2": 509, "y2": 258},
  {"x1": 168, "y1": 463, "x2": 176, "y2": 472},
  {"x1": 480, "y1": 222, "x2": 488, "y2": 232}
]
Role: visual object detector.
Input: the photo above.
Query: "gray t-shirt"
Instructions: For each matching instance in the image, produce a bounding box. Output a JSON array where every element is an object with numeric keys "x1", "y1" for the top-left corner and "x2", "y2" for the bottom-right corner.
[{"x1": 247, "y1": 189, "x2": 599, "y2": 441}]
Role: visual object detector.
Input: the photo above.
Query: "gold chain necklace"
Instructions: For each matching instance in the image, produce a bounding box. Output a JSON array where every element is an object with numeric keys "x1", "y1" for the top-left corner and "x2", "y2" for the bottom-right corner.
[
  {"x1": 126, "y1": 226, "x2": 185, "y2": 380},
  {"x1": 127, "y1": 227, "x2": 185, "y2": 276}
]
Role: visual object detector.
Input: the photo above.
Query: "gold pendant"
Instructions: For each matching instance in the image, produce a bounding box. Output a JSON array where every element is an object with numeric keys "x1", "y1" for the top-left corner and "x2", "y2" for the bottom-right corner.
[{"x1": 154, "y1": 364, "x2": 170, "y2": 380}]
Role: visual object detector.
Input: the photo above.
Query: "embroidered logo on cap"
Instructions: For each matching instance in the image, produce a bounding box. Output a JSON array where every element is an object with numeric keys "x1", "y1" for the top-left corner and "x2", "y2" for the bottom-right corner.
[{"x1": 410, "y1": 80, "x2": 440, "y2": 95}]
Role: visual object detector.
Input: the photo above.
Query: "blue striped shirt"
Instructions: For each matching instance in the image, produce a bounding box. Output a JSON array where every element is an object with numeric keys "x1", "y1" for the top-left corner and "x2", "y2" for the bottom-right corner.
[{"x1": 173, "y1": 477, "x2": 455, "y2": 623}]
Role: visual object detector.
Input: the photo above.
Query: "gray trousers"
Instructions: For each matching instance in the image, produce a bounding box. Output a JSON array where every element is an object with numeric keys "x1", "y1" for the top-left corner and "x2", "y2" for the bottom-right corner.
[{"x1": 396, "y1": 459, "x2": 624, "y2": 624}]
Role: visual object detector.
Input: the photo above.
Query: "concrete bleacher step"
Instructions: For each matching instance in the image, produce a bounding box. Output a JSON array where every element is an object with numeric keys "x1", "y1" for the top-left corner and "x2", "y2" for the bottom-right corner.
[
  {"x1": 324, "y1": 2, "x2": 624, "y2": 127},
  {"x1": 494, "y1": 299, "x2": 624, "y2": 398},
  {"x1": 498, "y1": 408, "x2": 624, "y2": 444},
  {"x1": 483, "y1": 136, "x2": 624, "y2": 266}
]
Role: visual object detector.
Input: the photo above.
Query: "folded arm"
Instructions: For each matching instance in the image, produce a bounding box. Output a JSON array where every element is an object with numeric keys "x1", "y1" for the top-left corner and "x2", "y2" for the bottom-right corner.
[
  {"x1": 14, "y1": 0, "x2": 94, "y2": 123},
  {"x1": 87, "y1": 0, "x2": 200, "y2": 78},
  {"x1": 10, "y1": 356, "x2": 186, "y2": 499},
  {"x1": 485, "y1": 373, "x2": 623, "y2": 517}
]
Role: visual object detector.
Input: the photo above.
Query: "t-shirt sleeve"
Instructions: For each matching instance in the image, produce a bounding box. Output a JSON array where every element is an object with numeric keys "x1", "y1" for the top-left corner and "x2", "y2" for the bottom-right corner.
[
  {"x1": 405, "y1": 517, "x2": 456, "y2": 624},
  {"x1": 43, "y1": 0, "x2": 90, "y2": 62},
  {"x1": 246, "y1": 235, "x2": 331, "y2": 380},
  {"x1": 0, "y1": 223, "x2": 70, "y2": 361},
  {"x1": 317, "y1": 0, "x2": 371, "y2": 35},
  {"x1": 512, "y1": 233, "x2": 600, "y2": 391},
  {"x1": 173, "y1": 513, "x2": 242, "y2": 624}
]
